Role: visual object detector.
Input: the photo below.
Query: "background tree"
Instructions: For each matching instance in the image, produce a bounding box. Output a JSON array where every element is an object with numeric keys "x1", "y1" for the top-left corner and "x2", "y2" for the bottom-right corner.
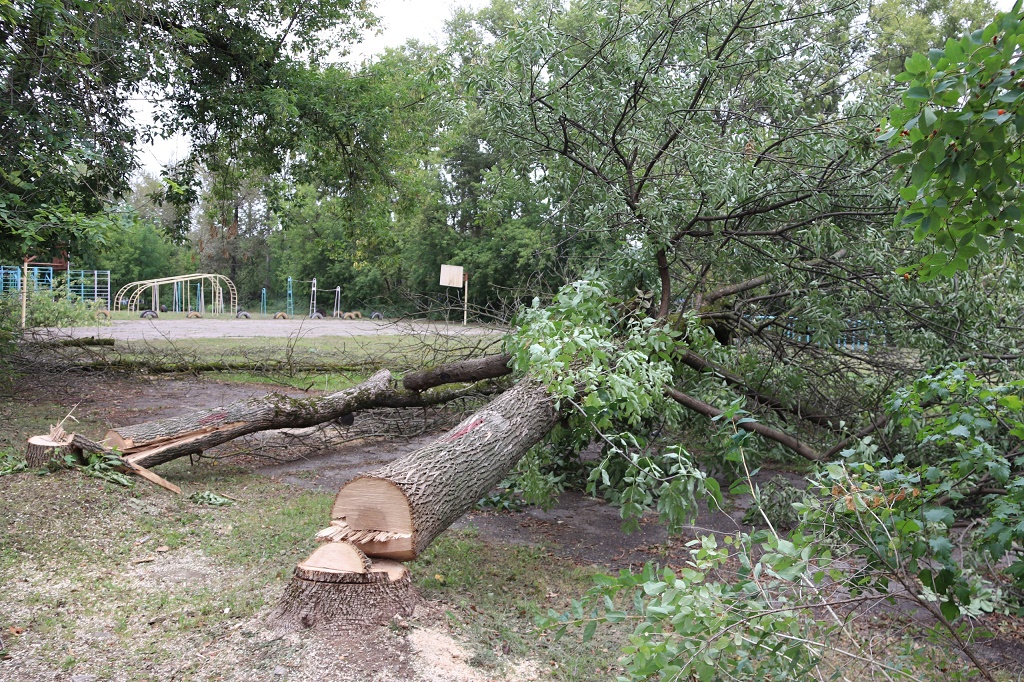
[
  {"x1": 868, "y1": 0, "x2": 998, "y2": 76},
  {"x1": 0, "y1": 0, "x2": 374, "y2": 258}
]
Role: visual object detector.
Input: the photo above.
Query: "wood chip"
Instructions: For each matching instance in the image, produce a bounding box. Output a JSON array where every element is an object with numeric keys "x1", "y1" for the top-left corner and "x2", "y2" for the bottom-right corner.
[
  {"x1": 155, "y1": 545, "x2": 169, "y2": 553},
  {"x1": 131, "y1": 557, "x2": 156, "y2": 564}
]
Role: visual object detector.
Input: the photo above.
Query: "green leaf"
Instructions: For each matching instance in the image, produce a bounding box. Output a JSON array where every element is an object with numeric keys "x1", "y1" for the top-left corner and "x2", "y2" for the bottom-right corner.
[
  {"x1": 923, "y1": 507, "x2": 955, "y2": 526},
  {"x1": 905, "y1": 52, "x2": 930, "y2": 75},
  {"x1": 929, "y1": 537, "x2": 954, "y2": 557}
]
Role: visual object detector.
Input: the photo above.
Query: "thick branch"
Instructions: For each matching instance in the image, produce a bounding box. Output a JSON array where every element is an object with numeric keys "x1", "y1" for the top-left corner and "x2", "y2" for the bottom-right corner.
[
  {"x1": 664, "y1": 386, "x2": 821, "y2": 461},
  {"x1": 700, "y1": 274, "x2": 770, "y2": 307},
  {"x1": 402, "y1": 354, "x2": 512, "y2": 392},
  {"x1": 656, "y1": 248, "x2": 672, "y2": 319},
  {"x1": 678, "y1": 350, "x2": 839, "y2": 432}
]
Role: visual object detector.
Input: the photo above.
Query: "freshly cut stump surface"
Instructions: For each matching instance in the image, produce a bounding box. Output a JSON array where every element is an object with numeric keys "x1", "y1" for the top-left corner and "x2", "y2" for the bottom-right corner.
[
  {"x1": 270, "y1": 541, "x2": 415, "y2": 632},
  {"x1": 25, "y1": 435, "x2": 73, "y2": 468}
]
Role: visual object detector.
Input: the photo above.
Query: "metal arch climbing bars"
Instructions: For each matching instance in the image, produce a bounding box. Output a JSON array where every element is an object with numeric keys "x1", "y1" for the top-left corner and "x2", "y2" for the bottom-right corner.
[{"x1": 113, "y1": 274, "x2": 238, "y2": 316}]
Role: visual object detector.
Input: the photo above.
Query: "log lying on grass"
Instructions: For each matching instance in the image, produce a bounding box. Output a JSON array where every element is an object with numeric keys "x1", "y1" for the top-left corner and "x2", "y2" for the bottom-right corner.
[
  {"x1": 272, "y1": 378, "x2": 557, "y2": 630},
  {"x1": 402, "y1": 353, "x2": 513, "y2": 391},
  {"x1": 325, "y1": 378, "x2": 558, "y2": 560},
  {"x1": 102, "y1": 354, "x2": 518, "y2": 470},
  {"x1": 105, "y1": 370, "x2": 396, "y2": 468}
]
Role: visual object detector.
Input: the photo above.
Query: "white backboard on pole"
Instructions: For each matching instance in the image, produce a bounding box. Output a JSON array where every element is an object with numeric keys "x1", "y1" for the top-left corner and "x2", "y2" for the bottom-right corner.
[{"x1": 439, "y1": 264, "x2": 464, "y2": 288}]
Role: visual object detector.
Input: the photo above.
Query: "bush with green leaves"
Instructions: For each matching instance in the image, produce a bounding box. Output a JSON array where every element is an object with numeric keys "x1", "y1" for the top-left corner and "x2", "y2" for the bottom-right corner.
[
  {"x1": 800, "y1": 364, "x2": 1024, "y2": 616},
  {"x1": 542, "y1": 533, "x2": 823, "y2": 682},
  {"x1": 25, "y1": 285, "x2": 108, "y2": 328},
  {"x1": 544, "y1": 365, "x2": 1018, "y2": 680},
  {"x1": 0, "y1": 283, "x2": 108, "y2": 330}
]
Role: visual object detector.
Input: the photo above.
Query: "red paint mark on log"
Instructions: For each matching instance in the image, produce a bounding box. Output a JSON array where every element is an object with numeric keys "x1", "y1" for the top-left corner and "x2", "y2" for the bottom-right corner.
[
  {"x1": 447, "y1": 418, "x2": 484, "y2": 441},
  {"x1": 199, "y1": 412, "x2": 228, "y2": 426}
]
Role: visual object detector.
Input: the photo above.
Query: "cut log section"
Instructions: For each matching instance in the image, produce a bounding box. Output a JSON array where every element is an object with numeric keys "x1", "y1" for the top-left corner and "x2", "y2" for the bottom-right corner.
[
  {"x1": 330, "y1": 379, "x2": 557, "y2": 560},
  {"x1": 25, "y1": 434, "x2": 73, "y2": 467},
  {"x1": 269, "y1": 541, "x2": 415, "y2": 631}
]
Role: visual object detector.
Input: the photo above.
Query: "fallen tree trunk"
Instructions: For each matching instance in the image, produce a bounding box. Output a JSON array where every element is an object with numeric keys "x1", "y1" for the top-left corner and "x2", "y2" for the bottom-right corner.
[
  {"x1": 52, "y1": 359, "x2": 378, "y2": 374},
  {"x1": 325, "y1": 379, "x2": 558, "y2": 560},
  {"x1": 103, "y1": 368, "x2": 510, "y2": 470}
]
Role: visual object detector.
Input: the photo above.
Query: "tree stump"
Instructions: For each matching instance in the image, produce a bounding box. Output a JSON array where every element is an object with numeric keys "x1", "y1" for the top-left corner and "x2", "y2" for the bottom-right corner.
[
  {"x1": 25, "y1": 434, "x2": 74, "y2": 468},
  {"x1": 269, "y1": 541, "x2": 416, "y2": 632}
]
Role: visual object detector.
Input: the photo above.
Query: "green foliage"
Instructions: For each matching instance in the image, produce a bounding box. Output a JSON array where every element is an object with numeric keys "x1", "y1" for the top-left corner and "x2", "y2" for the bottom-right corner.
[
  {"x1": 23, "y1": 284, "x2": 108, "y2": 328},
  {"x1": 475, "y1": 479, "x2": 525, "y2": 512},
  {"x1": 188, "y1": 491, "x2": 234, "y2": 506},
  {"x1": 797, "y1": 364, "x2": 1024, "y2": 621},
  {"x1": 742, "y1": 476, "x2": 806, "y2": 530},
  {"x1": 867, "y1": 0, "x2": 998, "y2": 77},
  {"x1": 0, "y1": 0, "x2": 140, "y2": 258},
  {"x1": 508, "y1": 279, "x2": 678, "y2": 419},
  {"x1": 76, "y1": 450, "x2": 134, "y2": 488},
  {"x1": 507, "y1": 279, "x2": 721, "y2": 529},
  {"x1": 0, "y1": 449, "x2": 28, "y2": 476},
  {"x1": 0, "y1": 0, "x2": 374, "y2": 256},
  {"x1": 880, "y1": 3, "x2": 1024, "y2": 278},
  {"x1": 541, "y1": 535, "x2": 822, "y2": 681}
]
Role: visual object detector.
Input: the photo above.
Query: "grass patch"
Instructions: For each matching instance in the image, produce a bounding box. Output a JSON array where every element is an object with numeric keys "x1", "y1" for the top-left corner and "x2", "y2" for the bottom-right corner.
[
  {"x1": 0, "y1": 459, "x2": 627, "y2": 681},
  {"x1": 412, "y1": 530, "x2": 626, "y2": 680}
]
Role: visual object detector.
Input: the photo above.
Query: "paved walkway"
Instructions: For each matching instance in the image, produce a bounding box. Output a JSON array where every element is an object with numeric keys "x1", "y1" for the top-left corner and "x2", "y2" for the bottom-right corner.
[{"x1": 29, "y1": 317, "x2": 496, "y2": 341}]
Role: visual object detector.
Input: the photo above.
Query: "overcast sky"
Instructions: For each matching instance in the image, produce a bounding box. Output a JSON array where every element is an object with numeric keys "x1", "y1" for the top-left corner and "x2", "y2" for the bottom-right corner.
[{"x1": 135, "y1": 0, "x2": 1022, "y2": 174}]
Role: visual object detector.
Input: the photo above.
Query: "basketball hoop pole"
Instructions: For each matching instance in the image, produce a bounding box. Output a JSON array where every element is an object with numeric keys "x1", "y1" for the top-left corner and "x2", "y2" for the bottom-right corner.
[
  {"x1": 21, "y1": 256, "x2": 36, "y2": 328},
  {"x1": 463, "y1": 273, "x2": 468, "y2": 326}
]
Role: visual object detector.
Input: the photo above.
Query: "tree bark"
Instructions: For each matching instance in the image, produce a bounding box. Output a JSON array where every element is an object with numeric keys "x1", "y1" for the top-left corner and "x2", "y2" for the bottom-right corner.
[
  {"x1": 25, "y1": 435, "x2": 73, "y2": 468},
  {"x1": 328, "y1": 379, "x2": 558, "y2": 560},
  {"x1": 103, "y1": 368, "x2": 510, "y2": 471},
  {"x1": 402, "y1": 353, "x2": 513, "y2": 391}
]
